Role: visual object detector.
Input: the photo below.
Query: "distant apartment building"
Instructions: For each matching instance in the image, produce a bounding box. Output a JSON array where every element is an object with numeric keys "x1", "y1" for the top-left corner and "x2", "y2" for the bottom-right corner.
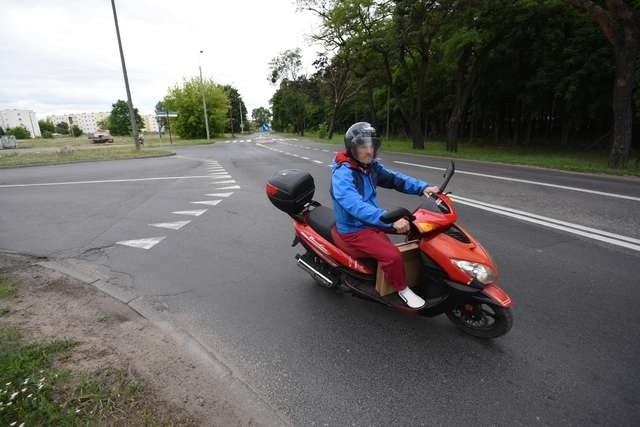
[
  {"x1": 143, "y1": 114, "x2": 160, "y2": 133},
  {"x1": 0, "y1": 109, "x2": 41, "y2": 138},
  {"x1": 46, "y1": 112, "x2": 110, "y2": 135}
]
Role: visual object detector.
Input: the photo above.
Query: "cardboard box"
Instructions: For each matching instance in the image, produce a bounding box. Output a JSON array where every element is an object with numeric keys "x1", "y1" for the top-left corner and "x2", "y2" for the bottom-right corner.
[{"x1": 375, "y1": 241, "x2": 423, "y2": 297}]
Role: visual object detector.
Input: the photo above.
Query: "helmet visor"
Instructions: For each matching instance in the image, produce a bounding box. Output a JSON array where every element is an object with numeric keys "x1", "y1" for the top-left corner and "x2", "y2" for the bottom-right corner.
[{"x1": 353, "y1": 136, "x2": 380, "y2": 148}]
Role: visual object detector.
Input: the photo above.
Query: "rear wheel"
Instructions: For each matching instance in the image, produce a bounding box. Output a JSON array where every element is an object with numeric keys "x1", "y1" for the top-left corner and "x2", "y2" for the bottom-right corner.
[{"x1": 446, "y1": 302, "x2": 513, "y2": 338}]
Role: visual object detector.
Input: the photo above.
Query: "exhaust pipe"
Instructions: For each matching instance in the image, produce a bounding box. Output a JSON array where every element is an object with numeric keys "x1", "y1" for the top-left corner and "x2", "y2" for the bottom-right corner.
[{"x1": 296, "y1": 255, "x2": 334, "y2": 287}]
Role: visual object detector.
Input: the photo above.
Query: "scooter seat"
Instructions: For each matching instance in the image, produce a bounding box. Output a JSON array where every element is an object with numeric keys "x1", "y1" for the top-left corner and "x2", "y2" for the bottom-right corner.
[
  {"x1": 309, "y1": 206, "x2": 378, "y2": 273},
  {"x1": 308, "y1": 205, "x2": 336, "y2": 243}
]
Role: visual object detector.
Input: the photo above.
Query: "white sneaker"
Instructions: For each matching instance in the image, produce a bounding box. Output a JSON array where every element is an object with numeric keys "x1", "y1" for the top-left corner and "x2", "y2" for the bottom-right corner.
[{"x1": 398, "y1": 287, "x2": 426, "y2": 309}]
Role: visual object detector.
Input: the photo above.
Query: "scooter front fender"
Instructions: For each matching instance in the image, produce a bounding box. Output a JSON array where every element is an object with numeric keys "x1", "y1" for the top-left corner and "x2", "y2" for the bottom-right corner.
[
  {"x1": 443, "y1": 280, "x2": 512, "y2": 308},
  {"x1": 481, "y1": 283, "x2": 512, "y2": 308}
]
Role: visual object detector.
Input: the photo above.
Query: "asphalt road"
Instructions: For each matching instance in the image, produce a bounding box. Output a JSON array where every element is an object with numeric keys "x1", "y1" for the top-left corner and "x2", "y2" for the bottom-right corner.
[{"x1": 1, "y1": 134, "x2": 639, "y2": 425}]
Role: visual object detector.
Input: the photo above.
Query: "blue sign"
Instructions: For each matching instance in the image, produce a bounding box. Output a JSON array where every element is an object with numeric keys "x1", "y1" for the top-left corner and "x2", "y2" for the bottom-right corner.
[{"x1": 261, "y1": 123, "x2": 270, "y2": 132}]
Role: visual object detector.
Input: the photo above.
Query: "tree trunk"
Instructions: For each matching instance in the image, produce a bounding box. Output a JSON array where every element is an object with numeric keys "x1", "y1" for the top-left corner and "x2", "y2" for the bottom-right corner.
[
  {"x1": 609, "y1": 45, "x2": 636, "y2": 167},
  {"x1": 327, "y1": 109, "x2": 337, "y2": 140},
  {"x1": 447, "y1": 45, "x2": 477, "y2": 153}
]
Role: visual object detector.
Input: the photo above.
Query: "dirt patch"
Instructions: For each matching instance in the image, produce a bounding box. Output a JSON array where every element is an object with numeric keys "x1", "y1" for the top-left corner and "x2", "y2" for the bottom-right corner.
[{"x1": 0, "y1": 252, "x2": 278, "y2": 426}]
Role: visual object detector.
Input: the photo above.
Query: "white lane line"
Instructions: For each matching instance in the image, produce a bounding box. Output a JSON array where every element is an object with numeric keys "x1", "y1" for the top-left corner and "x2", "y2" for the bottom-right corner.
[
  {"x1": 452, "y1": 195, "x2": 640, "y2": 245},
  {"x1": 216, "y1": 185, "x2": 241, "y2": 190},
  {"x1": 116, "y1": 236, "x2": 166, "y2": 250},
  {"x1": 321, "y1": 149, "x2": 329, "y2": 153},
  {"x1": 204, "y1": 192, "x2": 234, "y2": 197},
  {"x1": 313, "y1": 160, "x2": 323, "y2": 164},
  {"x1": 149, "y1": 220, "x2": 191, "y2": 230},
  {"x1": 302, "y1": 156, "x2": 310, "y2": 160},
  {"x1": 394, "y1": 161, "x2": 640, "y2": 202},
  {"x1": 172, "y1": 209, "x2": 207, "y2": 216},
  {"x1": 0, "y1": 175, "x2": 214, "y2": 188},
  {"x1": 208, "y1": 168, "x2": 226, "y2": 172},
  {"x1": 450, "y1": 195, "x2": 640, "y2": 252},
  {"x1": 212, "y1": 179, "x2": 236, "y2": 184},
  {"x1": 210, "y1": 175, "x2": 233, "y2": 180},
  {"x1": 191, "y1": 200, "x2": 222, "y2": 206}
]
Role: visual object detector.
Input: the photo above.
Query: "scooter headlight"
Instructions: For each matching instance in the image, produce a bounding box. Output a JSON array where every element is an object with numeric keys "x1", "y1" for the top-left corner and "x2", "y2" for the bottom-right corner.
[{"x1": 451, "y1": 259, "x2": 496, "y2": 285}]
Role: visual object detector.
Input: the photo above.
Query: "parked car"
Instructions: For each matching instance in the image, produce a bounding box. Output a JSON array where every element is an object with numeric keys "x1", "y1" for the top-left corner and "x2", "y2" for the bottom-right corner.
[{"x1": 89, "y1": 130, "x2": 114, "y2": 143}]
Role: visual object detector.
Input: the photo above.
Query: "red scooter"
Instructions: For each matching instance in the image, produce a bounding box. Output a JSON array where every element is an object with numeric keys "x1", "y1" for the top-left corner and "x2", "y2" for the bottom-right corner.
[{"x1": 266, "y1": 161, "x2": 513, "y2": 338}]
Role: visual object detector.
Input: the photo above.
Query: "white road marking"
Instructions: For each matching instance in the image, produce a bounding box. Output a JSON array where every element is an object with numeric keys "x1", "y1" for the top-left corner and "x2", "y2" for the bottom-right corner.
[
  {"x1": 321, "y1": 149, "x2": 329, "y2": 153},
  {"x1": 0, "y1": 176, "x2": 214, "y2": 188},
  {"x1": 172, "y1": 209, "x2": 207, "y2": 216},
  {"x1": 116, "y1": 236, "x2": 166, "y2": 250},
  {"x1": 394, "y1": 161, "x2": 640, "y2": 202},
  {"x1": 191, "y1": 200, "x2": 222, "y2": 206},
  {"x1": 212, "y1": 179, "x2": 236, "y2": 184},
  {"x1": 149, "y1": 220, "x2": 191, "y2": 230},
  {"x1": 450, "y1": 195, "x2": 640, "y2": 252},
  {"x1": 302, "y1": 156, "x2": 310, "y2": 160},
  {"x1": 204, "y1": 192, "x2": 234, "y2": 197},
  {"x1": 313, "y1": 160, "x2": 323, "y2": 164},
  {"x1": 216, "y1": 185, "x2": 241, "y2": 190},
  {"x1": 210, "y1": 175, "x2": 233, "y2": 180}
]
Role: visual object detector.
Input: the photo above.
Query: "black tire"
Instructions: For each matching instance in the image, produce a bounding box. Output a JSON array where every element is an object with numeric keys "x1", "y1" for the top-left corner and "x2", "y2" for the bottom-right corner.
[{"x1": 446, "y1": 302, "x2": 513, "y2": 339}]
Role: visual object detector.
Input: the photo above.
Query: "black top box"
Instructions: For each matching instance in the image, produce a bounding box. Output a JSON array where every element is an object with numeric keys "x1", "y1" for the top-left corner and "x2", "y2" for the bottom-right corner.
[{"x1": 266, "y1": 169, "x2": 315, "y2": 215}]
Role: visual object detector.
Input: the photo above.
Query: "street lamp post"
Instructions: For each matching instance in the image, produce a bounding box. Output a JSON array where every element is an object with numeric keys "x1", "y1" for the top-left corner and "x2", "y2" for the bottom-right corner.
[
  {"x1": 110, "y1": 0, "x2": 140, "y2": 150},
  {"x1": 199, "y1": 50, "x2": 211, "y2": 142},
  {"x1": 239, "y1": 100, "x2": 244, "y2": 134}
]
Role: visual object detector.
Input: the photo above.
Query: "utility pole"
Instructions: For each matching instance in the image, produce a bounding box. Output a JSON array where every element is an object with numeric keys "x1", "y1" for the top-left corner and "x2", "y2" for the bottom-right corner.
[
  {"x1": 199, "y1": 50, "x2": 211, "y2": 142},
  {"x1": 110, "y1": 0, "x2": 140, "y2": 150}
]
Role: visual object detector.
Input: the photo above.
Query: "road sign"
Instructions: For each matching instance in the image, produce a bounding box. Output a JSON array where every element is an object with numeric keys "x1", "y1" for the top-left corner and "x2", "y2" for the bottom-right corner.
[{"x1": 154, "y1": 111, "x2": 178, "y2": 118}]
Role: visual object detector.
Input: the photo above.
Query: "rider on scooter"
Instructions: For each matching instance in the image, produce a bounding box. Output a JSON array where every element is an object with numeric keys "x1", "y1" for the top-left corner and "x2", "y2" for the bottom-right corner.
[{"x1": 330, "y1": 122, "x2": 439, "y2": 309}]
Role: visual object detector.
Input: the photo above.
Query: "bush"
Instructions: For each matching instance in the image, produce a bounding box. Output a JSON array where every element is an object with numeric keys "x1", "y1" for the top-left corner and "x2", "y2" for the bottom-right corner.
[
  {"x1": 42, "y1": 130, "x2": 53, "y2": 139},
  {"x1": 317, "y1": 123, "x2": 327, "y2": 139},
  {"x1": 6, "y1": 127, "x2": 31, "y2": 139}
]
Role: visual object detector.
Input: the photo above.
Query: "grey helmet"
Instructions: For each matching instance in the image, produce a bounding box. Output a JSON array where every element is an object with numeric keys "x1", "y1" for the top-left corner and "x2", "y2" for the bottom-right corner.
[{"x1": 344, "y1": 122, "x2": 380, "y2": 158}]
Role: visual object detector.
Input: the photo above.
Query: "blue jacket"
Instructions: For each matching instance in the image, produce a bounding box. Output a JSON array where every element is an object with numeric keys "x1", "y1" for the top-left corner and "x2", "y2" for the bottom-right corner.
[{"x1": 330, "y1": 151, "x2": 428, "y2": 234}]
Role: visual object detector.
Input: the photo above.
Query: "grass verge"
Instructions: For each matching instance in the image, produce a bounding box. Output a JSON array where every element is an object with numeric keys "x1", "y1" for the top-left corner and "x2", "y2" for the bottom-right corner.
[
  {"x1": 0, "y1": 276, "x2": 17, "y2": 299},
  {"x1": 294, "y1": 132, "x2": 640, "y2": 177},
  {"x1": 0, "y1": 147, "x2": 174, "y2": 168},
  {"x1": 0, "y1": 326, "x2": 187, "y2": 426},
  {"x1": 12, "y1": 134, "x2": 234, "y2": 149}
]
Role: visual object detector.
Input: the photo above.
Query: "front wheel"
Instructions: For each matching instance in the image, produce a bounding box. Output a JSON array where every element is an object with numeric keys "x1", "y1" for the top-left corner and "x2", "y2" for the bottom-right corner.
[{"x1": 446, "y1": 302, "x2": 513, "y2": 339}]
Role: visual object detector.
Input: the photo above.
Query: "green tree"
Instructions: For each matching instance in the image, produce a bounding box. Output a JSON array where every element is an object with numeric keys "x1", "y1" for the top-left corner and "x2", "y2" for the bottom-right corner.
[
  {"x1": 223, "y1": 86, "x2": 248, "y2": 133},
  {"x1": 269, "y1": 48, "x2": 303, "y2": 83},
  {"x1": 252, "y1": 107, "x2": 272, "y2": 127},
  {"x1": 38, "y1": 120, "x2": 55, "y2": 133},
  {"x1": 108, "y1": 100, "x2": 143, "y2": 136},
  {"x1": 564, "y1": 0, "x2": 640, "y2": 168},
  {"x1": 0, "y1": 126, "x2": 4, "y2": 136},
  {"x1": 55, "y1": 122, "x2": 69, "y2": 135},
  {"x1": 97, "y1": 116, "x2": 111, "y2": 130},
  {"x1": 71, "y1": 125, "x2": 82, "y2": 137},
  {"x1": 154, "y1": 101, "x2": 168, "y2": 132},
  {"x1": 6, "y1": 126, "x2": 31, "y2": 139},
  {"x1": 163, "y1": 76, "x2": 229, "y2": 138}
]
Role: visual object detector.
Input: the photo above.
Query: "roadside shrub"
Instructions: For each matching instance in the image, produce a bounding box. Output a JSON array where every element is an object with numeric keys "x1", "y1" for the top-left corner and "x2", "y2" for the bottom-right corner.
[
  {"x1": 6, "y1": 127, "x2": 31, "y2": 139},
  {"x1": 317, "y1": 123, "x2": 327, "y2": 139},
  {"x1": 42, "y1": 130, "x2": 53, "y2": 139}
]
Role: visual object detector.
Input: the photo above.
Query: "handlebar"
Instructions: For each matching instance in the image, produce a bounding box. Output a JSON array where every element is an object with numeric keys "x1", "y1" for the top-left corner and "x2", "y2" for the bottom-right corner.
[{"x1": 380, "y1": 207, "x2": 415, "y2": 224}]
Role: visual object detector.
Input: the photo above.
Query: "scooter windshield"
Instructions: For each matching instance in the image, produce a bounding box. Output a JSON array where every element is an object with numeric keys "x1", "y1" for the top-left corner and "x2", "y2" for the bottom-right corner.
[{"x1": 418, "y1": 195, "x2": 450, "y2": 214}]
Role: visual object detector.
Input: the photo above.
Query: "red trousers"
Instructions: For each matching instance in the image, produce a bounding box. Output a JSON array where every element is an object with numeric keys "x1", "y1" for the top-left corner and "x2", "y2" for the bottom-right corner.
[{"x1": 332, "y1": 227, "x2": 406, "y2": 292}]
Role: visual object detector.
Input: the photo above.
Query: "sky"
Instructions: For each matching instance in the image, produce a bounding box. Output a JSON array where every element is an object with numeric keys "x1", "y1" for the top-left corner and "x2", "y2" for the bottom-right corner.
[{"x1": 0, "y1": 0, "x2": 322, "y2": 120}]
